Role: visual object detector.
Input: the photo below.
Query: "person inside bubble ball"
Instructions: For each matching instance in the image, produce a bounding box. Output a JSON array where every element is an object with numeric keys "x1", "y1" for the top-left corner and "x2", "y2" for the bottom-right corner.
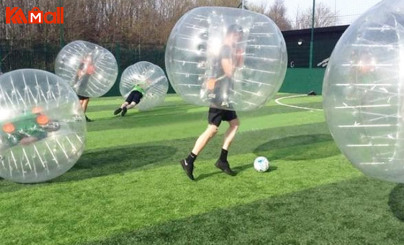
[
  {"x1": 179, "y1": 24, "x2": 244, "y2": 181},
  {"x1": 0, "y1": 107, "x2": 60, "y2": 148},
  {"x1": 113, "y1": 83, "x2": 145, "y2": 117},
  {"x1": 74, "y1": 54, "x2": 96, "y2": 122},
  {"x1": 205, "y1": 24, "x2": 244, "y2": 108}
]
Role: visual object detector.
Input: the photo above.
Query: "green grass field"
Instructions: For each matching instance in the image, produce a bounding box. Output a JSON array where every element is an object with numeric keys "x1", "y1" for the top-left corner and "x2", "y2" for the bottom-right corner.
[{"x1": 1, "y1": 94, "x2": 404, "y2": 245}]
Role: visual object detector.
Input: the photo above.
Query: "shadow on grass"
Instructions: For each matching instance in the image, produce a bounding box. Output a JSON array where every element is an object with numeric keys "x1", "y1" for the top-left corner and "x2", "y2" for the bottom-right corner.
[
  {"x1": 86, "y1": 101, "x2": 322, "y2": 132},
  {"x1": 86, "y1": 104, "x2": 202, "y2": 131},
  {"x1": 51, "y1": 144, "x2": 177, "y2": 183},
  {"x1": 87, "y1": 97, "x2": 190, "y2": 113},
  {"x1": 388, "y1": 183, "x2": 404, "y2": 222},
  {"x1": 0, "y1": 144, "x2": 177, "y2": 193},
  {"x1": 83, "y1": 177, "x2": 402, "y2": 245},
  {"x1": 195, "y1": 164, "x2": 278, "y2": 181},
  {"x1": 0, "y1": 122, "x2": 329, "y2": 193},
  {"x1": 253, "y1": 134, "x2": 340, "y2": 161}
]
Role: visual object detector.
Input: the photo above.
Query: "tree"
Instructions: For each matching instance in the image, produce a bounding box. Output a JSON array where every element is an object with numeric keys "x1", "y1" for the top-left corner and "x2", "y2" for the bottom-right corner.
[
  {"x1": 267, "y1": 0, "x2": 292, "y2": 31},
  {"x1": 248, "y1": 0, "x2": 291, "y2": 31},
  {"x1": 293, "y1": 2, "x2": 337, "y2": 29},
  {"x1": 247, "y1": 1, "x2": 268, "y2": 14}
]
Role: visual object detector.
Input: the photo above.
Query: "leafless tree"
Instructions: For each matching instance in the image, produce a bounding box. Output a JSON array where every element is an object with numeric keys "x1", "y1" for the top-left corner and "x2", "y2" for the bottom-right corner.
[
  {"x1": 293, "y1": 2, "x2": 337, "y2": 29},
  {"x1": 0, "y1": 0, "x2": 246, "y2": 71},
  {"x1": 246, "y1": 0, "x2": 292, "y2": 30},
  {"x1": 0, "y1": 0, "x2": 242, "y2": 44},
  {"x1": 247, "y1": 1, "x2": 268, "y2": 15},
  {"x1": 266, "y1": 0, "x2": 292, "y2": 31}
]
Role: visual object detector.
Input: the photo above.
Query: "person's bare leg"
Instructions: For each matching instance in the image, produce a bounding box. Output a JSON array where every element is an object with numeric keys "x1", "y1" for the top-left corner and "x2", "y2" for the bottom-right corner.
[
  {"x1": 80, "y1": 98, "x2": 92, "y2": 122},
  {"x1": 81, "y1": 98, "x2": 90, "y2": 113},
  {"x1": 192, "y1": 124, "x2": 218, "y2": 155},
  {"x1": 222, "y1": 118, "x2": 239, "y2": 150},
  {"x1": 120, "y1": 102, "x2": 129, "y2": 108},
  {"x1": 216, "y1": 118, "x2": 239, "y2": 176},
  {"x1": 120, "y1": 102, "x2": 136, "y2": 117},
  {"x1": 114, "y1": 102, "x2": 128, "y2": 115},
  {"x1": 180, "y1": 124, "x2": 218, "y2": 180},
  {"x1": 126, "y1": 102, "x2": 137, "y2": 109}
]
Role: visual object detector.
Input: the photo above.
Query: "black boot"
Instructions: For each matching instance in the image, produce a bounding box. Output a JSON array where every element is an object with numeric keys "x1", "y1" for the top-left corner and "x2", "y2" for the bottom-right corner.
[
  {"x1": 180, "y1": 159, "x2": 195, "y2": 180},
  {"x1": 114, "y1": 108, "x2": 122, "y2": 115},
  {"x1": 215, "y1": 160, "x2": 236, "y2": 176}
]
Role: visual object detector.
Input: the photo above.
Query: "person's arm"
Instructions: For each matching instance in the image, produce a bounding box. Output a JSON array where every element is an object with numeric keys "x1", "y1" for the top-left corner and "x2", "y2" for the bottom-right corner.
[
  {"x1": 235, "y1": 48, "x2": 244, "y2": 67},
  {"x1": 221, "y1": 58, "x2": 235, "y2": 78},
  {"x1": 86, "y1": 62, "x2": 95, "y2": 75},
  {"x1": 75, "y1": 62, "x2": 85, "y2": 81},
  {"x1": 77, "y1": 69, "x2": 85, "y2": 78},
  {"x1": 221, "y1": 46, "x2": 235, "y2": 78},
  {"x1": 19, "y1": 136, "x2": 39, "y2": 145}
]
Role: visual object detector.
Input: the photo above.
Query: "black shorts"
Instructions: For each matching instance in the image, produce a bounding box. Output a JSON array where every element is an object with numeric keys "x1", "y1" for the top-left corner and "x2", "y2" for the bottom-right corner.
[
  {"x1": 78, "y1": 95, "x2": 89, "y2": 100},
  {"x1": 208, "y1": 107, "x2": 238, "y2": 127},
  {"x1": 126, "y1": 91, "x2": 143, "y2": 104}
]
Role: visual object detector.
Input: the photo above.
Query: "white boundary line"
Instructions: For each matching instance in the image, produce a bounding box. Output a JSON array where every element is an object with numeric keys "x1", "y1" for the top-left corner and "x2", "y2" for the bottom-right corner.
[{"x1": 275, "y1": 94, "x2": 323, "y2": 111}]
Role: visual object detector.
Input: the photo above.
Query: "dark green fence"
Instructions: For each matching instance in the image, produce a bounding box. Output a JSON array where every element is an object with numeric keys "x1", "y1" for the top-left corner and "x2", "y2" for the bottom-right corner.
[
  {"x1": 280, "y1": 25, "x2": 348, "y2": 95},
  {"x1": 283, "y1": 25, "x2": 348, "y2": 69},
  {"x1": 0, "y1": 41, "x2": 171, "y2": 95},
  {"x1": 0, "y1": 25, "x2": 348, "y2": 96}
]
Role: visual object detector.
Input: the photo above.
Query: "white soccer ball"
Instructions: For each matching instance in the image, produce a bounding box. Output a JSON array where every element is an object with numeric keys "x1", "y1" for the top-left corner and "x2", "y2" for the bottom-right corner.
[{"x1": 254, "y1": 156, "x2": 269, "y2": 172}]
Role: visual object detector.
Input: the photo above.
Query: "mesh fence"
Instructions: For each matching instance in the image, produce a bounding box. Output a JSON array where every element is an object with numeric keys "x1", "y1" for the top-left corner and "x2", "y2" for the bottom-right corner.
[
  {"x1": 283, "y1": 25, "x2": 347, "y2": 68},
  {"x1": 0, "y1": 0, "x2": 383, "y2": 95},
  {"x1": 0, "y1": 28, "x2": 348, "y2": 95},
  {"x1": 0, "y1": 41, "x2": 168, "y2": 95}
]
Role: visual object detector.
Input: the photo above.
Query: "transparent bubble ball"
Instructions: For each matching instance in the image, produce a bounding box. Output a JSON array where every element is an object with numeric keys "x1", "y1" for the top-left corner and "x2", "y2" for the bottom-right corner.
[
  {"x1": 55, "y1": 40, "x2": 118, "y2": 98},
  {"x1": 0, "y1": 69, "x2": 86, "y2": 183},
  {"x1": 323, "y1": 0, "x2": 404, "y2": 183},
  {"x1": 120, "y1": 61, "x2": 168, "y2": 111},
  {"x1": 165, "y1": 7, "x2": 287, "y2": 111}
]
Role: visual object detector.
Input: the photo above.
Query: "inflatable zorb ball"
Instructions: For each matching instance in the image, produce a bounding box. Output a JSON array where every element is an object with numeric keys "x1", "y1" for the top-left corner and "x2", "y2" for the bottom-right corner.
[
  {"x1": 0, "y1": 69, "x2": 86, "y2": 183},
  {"x1": 323, "y1": 0, "x2": 404, "y2": 183},
  {"x1": 120, "y1": 61, "x2": 168, "y2": 111},
  {"x1": 165, "y1": 7, "x2": 287, "y2": 111},
  {"x1": 55, "y1": 40, "x2": 118, "y2": 98}
]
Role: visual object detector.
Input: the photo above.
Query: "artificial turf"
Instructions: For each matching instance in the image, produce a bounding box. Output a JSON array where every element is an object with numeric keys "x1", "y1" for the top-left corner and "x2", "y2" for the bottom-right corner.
[{"x1": 1, "y1": 94, "x2": 403, "y2": 245}]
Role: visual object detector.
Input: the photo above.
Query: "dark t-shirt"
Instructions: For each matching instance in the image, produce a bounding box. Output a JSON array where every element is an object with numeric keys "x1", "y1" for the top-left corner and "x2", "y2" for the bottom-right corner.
[
  {"x1": 75, "y1": 62, "x2": 91, "y2": 91},
  {"x1": 210, "y1": 45, "x2": 234, "y2": 107},
  {"x1": 212, "y1": 45, "x2": 231, "y2": 77}
]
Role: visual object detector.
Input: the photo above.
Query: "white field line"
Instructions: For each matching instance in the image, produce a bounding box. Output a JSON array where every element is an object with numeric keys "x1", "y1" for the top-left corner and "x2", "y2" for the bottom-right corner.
[{"x1": 275, "y1": 94, "x2": 323, "y2": 111}]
